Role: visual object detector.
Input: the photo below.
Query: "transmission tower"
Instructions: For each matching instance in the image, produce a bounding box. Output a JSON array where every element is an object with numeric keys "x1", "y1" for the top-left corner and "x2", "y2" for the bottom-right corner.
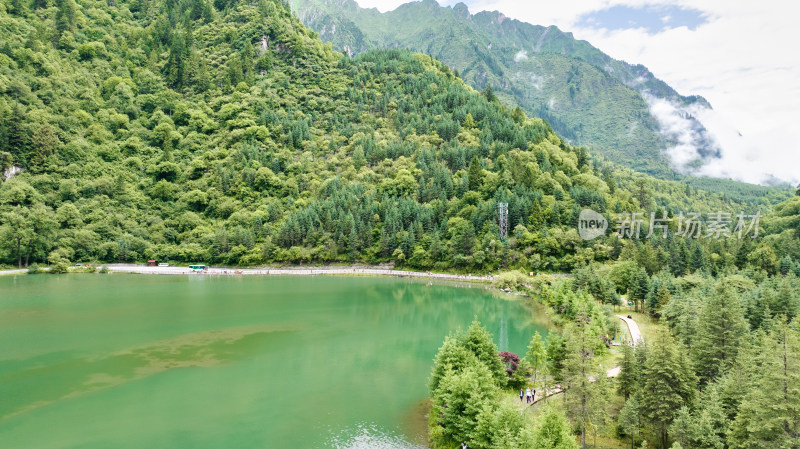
[{"x1": 498, "y1": 202, "x2": 508, "y2": 241}]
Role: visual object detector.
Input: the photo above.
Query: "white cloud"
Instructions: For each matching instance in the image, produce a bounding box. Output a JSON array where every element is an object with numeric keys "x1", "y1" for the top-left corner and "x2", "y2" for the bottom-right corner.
[
  {"x1": 355, "y1": 0, "x2": 800, "y2": 185},
  {"x1": 643, "y1": 94, "x2": 707, "y2": 170}
]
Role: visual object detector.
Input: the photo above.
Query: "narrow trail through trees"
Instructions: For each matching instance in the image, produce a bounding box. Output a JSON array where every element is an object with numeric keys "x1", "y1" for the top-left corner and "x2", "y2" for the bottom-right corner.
[{"x1": 522, "y1": 315, "x2": 642, "y2": 410}]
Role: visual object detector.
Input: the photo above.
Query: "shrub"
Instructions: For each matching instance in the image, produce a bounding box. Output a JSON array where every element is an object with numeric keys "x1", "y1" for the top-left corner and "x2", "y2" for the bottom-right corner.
[
  {"x1": 49, "y1": 261, "x2": 69, "y2": 274},
  {"x1": 493, "y1": 270, "x2": 528, "y2": 290}
]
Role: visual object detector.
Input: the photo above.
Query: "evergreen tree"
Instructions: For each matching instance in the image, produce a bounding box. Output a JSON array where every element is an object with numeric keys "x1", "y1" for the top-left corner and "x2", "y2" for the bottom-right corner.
[
  {"x1": 545, "y1": 331, "x2": 567, "y2": 382},
  {"x1": 641, "y1": 329, "x2": 696, "y2": 449},
  {"x1": 692, "y1": 282, "x2": 748, "y2": 384},
  {"x1": 467, "y1": 156, "x2": 483, "y2": 191},
  {"x1": 526, "y1": 331, "x2": 547, "y2": 386},
  {"x1": 528, "y1": 404, "x2": 579, "y2": 449},
  {"x1": 54, "y1": 0, "x2": 77, "y2": 42},
  {"x1": 690, "y1": 244, "x2": 707, "y2": 273},
  {"x1": 473, "y1": 400, "x2": 529, "y2": 449},
  {"x1": 735, "y1": 241, "x2": 750, "y2": 269},
  {"x1": 529, "y1": 199, "x2": 546, "y2": 231},
  {"x1": 463, "y1": 112, "x2": 476, "y2": 129},
  {"x1": 629, "y1": 267, "x2": 650, "y2": 313},
  {"x1": 29, "y1": 124, "x2": 60, "y2": 169},
  {"x1": 482, "y1": 84, "x2": 497, "y2": 103},
  {"x1": 779, "y1": 255, "x2": 793, "y2": 276},
  {"x1": 165, "y1": 32, "x2": 187, "y2": 88},
  {"x1": 563, "y1": 313, "x2": 604, "y2": 449},
  {"x1": 619, "y1": 394, "x2": 642, "y2": 449},
  {"x1": 768, "y1": 279, "x2": 799, "y2": 322},
  {"x1": 431, "y1": 361, "x2": 499, "y2": 447},
  {"x1": 728, "y1": 323, "x2": 800, "y2": 449},
  {"x1": 462, "y1": 320, "x2": 507, "y2": 387},
  {"x1": 5, "y1": 106, "x2": 29, "y2": 164},
  {"x1": 9, "y1": 0, "x2": 27, "y2": 15},
  {"x1": 617, "y1": 343, "x2": 640, "y2": 399}
]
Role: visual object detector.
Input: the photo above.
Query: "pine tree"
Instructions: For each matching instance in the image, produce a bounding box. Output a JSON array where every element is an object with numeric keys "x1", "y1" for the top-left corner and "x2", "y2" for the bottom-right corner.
[
  {"x1": 529, "y1": 199, "x2": 546, "y2": 231},
  {"x1": 546, "y1": 331, "x2": 567, "y2": 382},
  {"x1": 429, "y1": 335, "x2": 479, "y2": 392},
  {"x1": 467, "y1": 155, "x2": 483, "y2": 191},
  {"x1": 165, "y1": 32, "x2": 187, "y2": 89},
  {"x1": 641, "y1": 329, "x2": 696, "y2": 449},
  {"x1": 526, "y1": 331, "x2": 547, "y2": 387},
  {"x1": 617, "y1": 343, "x2": 640, "y2": 399},
  {"x1": 473, "y1": 400, "x2": 528, "y2": 449},
  {"x1": 619, "y1": 394, "x2": 642, "y2": 449},
  {"x1": 563, "y1": 313, "x2": 604, "y2": 449},
  {"x1": 432, "y1": 361, "x2": 499, "y2": 447},
  {"x1": 735, "y1": 241, "x2": 750, "y2": 269},
  {"x1": 511, "y1": 106, "x2": 525, "y2": 124},
  {"x1": 5, "y1": 105, "x2": 29, "y2": 164},
  {"x1": 528, "y1": 404, "x2": 579, "y2": 449},
  {"x1": 462, "y1": 112, "x2": 476, "y2": 129},
  {"x1": 462, "y1": 320, "x2": 507, "y2": 387},
  {"x1": 690, "y1": 244, "x2": 707, "y2": 273},
  {"x1": 629, "y1": 267, "x2": 649, "y2": 313},
  {"x1": 728, "y1": 323, "x2": 800, "y2": 449},
  {"x1": 29, "y1": 123, "x2": 60, "y2": 169},
  {"x1": 482, "y1": 84, "x2": 497, "y2": 103},
  {"x1": 54, "y1": 0, "x2": 77, "y2": 42},
  {"x1": 692, "y1": 282, "x2": 748, "y2": 384},
  {"x1": 779, "y1": 255, "x2": 793, "y2": 276},
  {"x1": 769, "y1": 279, "x2": 799, "y2": 322}
]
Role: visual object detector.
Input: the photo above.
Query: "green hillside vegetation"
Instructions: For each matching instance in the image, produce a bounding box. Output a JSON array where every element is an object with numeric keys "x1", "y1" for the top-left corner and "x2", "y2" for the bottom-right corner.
[
  {"x1": 290, "y1": 0, "x2": 718, "y2": 178},
  {"x1": 429, "y1": 242, "x2": 800, "y2": 448},
  {"x1": 0, "y1": 0, "x2": 795, "y2": 276}
]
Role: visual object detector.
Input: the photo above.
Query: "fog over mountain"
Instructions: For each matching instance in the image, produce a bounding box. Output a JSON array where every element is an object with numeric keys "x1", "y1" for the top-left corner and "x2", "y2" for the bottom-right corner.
[{"x1": 303, "y1": 0, "x2": 799, "y2": 186}]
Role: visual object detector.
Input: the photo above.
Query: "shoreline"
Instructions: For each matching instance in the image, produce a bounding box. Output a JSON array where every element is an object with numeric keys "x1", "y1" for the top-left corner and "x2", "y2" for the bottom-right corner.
[
  {"x1": 106, "y1": 264, "x2": 496, "y2": 282},
  {"x1": 0, "y1": 264, "x2": 497, "y2": 283}
]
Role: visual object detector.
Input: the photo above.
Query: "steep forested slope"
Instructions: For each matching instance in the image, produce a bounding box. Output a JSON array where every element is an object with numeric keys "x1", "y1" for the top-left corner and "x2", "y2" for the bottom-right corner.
[
  {"x1": 291, "y1": 0, "x2": 722, "y2": 178},
  {"x1": 0, "y1": 0, "x2": 792, "y2": 272}
]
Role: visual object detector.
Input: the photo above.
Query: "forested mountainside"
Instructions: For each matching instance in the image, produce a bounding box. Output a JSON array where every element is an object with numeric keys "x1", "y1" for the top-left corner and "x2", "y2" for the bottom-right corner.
[
  {"x1": 0, "y1": 0, "x2": 796, "y2": 273},
  {"x1": 291, "y1": 0, "x2": 724, "y2": 178}
]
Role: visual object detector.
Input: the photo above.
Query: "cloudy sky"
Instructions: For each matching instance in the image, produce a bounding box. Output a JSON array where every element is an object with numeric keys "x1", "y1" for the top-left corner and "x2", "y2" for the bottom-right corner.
[{"x1": 353, "y1": 0, "x2": 800, "y2": 186}]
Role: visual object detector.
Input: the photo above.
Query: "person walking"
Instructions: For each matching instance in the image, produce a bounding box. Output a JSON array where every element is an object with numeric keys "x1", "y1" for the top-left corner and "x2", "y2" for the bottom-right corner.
[
  {"x1": 532, "y1": 388, "x2": 536, "y2": 403},
  {"x1": 525, "y1": 387, "x2": 532, "y2": 404},
  {"x1": 519, "y1": 388, "x2": 524, "y2": 402}
]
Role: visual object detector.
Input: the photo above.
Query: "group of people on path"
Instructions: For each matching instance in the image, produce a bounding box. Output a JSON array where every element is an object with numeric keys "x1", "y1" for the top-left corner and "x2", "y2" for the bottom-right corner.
[{"x1": 520, "y1": 387, "x2": 536, "y2": 404}]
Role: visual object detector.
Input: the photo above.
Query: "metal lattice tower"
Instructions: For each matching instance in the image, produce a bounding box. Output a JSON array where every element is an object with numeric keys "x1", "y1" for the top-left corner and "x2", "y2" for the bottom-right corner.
[{"x1": 498, "y1": 202, "x2": 508, "y2": 240}]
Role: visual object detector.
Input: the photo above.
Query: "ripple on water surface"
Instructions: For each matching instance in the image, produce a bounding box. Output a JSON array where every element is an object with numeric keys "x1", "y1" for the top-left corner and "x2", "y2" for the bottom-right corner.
[{"x1": 327, "y1": 422, "x2": 428, "y2": 449}]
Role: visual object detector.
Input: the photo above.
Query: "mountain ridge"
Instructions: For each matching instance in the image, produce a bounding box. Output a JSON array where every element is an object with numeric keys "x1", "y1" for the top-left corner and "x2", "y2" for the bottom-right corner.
[{"x1": 290, "y1": 0, "x2": 721, "y2": 178}]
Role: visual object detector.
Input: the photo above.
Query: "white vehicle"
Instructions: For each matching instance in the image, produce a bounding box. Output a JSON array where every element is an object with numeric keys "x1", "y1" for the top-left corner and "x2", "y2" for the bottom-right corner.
[{"x1": 158, "y1": 263, "x2": 169, "y2": 267}]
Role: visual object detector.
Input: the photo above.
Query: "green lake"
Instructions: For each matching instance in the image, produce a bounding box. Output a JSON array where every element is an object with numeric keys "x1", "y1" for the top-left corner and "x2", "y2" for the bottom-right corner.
[{"x1": 0, "y1": 274, "x2": 548, "y2": 448}]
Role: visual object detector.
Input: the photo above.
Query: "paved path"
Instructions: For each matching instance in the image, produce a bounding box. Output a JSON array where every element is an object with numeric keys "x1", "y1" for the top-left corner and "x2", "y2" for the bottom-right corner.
[
  {"x1": 523, "y1": 314, "x2": 642, "y2": 409},
  {"x1": 617, "y1": 314, "x2": 643, "y2": 347},
  {"x1": 99, "y1": 264, "x2": 495, "y2": 282}
]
